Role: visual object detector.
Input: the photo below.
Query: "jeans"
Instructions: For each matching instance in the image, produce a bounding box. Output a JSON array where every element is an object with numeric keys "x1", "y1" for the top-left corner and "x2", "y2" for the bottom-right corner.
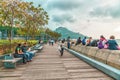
[
  {"x1": 25, "y1": 51, "x2": 34, "y2": 61},
  {"x1": 14, "y1": 54, "x2": 27, "y2": 63},
  {"x1": 67, "y1": 42, "x2": 70, "y2": 49},
  {"x1": 60, "y1": 48, "x2": 64, "y2": 56}
]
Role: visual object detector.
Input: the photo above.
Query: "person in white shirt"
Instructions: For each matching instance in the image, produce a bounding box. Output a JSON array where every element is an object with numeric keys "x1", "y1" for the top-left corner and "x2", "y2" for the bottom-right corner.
[{"x1": 59, "y1": 40, "x2": 64, "y2": 56}]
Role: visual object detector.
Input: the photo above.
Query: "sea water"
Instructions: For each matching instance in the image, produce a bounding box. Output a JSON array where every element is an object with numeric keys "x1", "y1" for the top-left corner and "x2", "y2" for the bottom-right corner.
[{"x1": 116, "y1": 39, "x2": 120, "y2": 45}]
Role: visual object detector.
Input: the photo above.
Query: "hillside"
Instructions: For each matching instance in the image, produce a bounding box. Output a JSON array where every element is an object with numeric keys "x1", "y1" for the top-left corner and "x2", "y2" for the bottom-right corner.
[{"x1": 55, "y1": 27, "x2": 86, "y2": 39}]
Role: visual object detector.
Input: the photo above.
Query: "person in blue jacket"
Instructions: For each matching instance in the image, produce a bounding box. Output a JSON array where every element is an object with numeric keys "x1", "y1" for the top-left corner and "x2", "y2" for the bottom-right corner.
[{"x1": 82, "y1": 37, "x2": 86, "y2": 45}]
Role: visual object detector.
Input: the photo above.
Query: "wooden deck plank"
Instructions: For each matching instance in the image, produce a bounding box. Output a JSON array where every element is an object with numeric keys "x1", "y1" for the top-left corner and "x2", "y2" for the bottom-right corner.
[{"x1": 0, "y1": 44, "x2": 114, "y2": 80}]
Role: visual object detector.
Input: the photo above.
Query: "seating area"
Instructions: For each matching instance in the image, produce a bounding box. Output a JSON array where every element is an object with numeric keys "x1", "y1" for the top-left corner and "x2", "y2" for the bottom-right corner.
[
  {"x1": 2, "y1": 55, "x2": 22, "y2": 68},
  {"x1": 0, "y1": 43, "x2": 43, "y2": 69},
  {"x1": 30, "y1": 44, "x2": 43, "y2": 56}
]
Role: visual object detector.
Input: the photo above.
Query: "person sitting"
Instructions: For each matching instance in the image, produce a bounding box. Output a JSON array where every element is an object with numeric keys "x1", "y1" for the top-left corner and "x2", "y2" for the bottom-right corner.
[
  {"x1": 82, "y1": 37, "x2": 86, "y2": 45},
  {"x1": 90, "y1": 39, "x2": 99, "y2": 47},
  {"x1": 106, "y1": 35, "x2": 119, "y2": 50},
  {"x1": 98, "y1": 35, "x2": 107, "y2": 49},
  {"x1": 14, "y1": 43, "x2": 27, "y2": 63},
  {"x1": 76, "y1": 37, "x2": 81, "y2": 45},
  {"x1": 21, "y1": 42, "x2": 34, "y2": 62},
  {"x1": 86, "y1": 37, "x2": 92, "y2": 46}
]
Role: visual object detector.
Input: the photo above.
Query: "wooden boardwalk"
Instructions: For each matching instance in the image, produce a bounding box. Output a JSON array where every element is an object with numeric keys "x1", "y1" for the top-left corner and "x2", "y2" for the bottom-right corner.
[{"x1": 0, "y1": 44, "x2": 114, "y2": 80}]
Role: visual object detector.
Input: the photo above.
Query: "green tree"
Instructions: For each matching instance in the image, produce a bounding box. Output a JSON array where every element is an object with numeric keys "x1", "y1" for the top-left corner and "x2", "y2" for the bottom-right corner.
[
  {"x1": 45, "y1": 28, "x2": 61, "y2": 39},
  {"x1": 19, "y1": 3, "x2": 49, "y2": 40},
  {"x1": 0, "y1": 0, "x2": 49, "y2": 41}
]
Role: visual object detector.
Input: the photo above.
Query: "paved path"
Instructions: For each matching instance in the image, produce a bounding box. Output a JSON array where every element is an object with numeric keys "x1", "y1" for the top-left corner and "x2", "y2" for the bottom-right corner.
[{"x1": 0, "y1": 44, "x2": 114, "y2": 80}]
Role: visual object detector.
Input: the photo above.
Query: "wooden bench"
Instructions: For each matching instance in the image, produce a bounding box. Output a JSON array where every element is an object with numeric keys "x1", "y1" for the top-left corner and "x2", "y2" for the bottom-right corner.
[{"x1": 2, "y1": 55, "x2": 22, "y2": 68}]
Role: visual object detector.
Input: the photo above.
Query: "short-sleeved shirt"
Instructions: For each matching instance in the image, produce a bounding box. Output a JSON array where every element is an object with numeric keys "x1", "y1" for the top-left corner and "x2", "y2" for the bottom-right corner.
[{"x1": 15, "y1": 46, "x2": 22, "y2": 54}]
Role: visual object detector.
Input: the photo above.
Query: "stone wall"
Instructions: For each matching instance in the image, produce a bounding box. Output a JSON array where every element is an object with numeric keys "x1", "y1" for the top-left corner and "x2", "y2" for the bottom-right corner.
[{"x1": 70, "y1": 44, "x2": 120, "y2": 69}]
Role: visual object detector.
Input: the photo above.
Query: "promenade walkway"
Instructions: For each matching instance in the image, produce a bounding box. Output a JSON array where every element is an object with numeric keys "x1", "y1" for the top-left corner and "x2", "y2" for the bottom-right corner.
[{"x1": 0, "y1": 44, "x2": 114, "y2": 80}]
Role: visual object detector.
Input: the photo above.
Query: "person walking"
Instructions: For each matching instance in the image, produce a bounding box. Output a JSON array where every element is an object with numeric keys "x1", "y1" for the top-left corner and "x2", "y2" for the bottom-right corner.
[
  {"x1": 51, "y1": 39, "x2": 54, "y2": 46},
  {"x1": 59, "y1": 40, "x2": 65, "y2": 56}
]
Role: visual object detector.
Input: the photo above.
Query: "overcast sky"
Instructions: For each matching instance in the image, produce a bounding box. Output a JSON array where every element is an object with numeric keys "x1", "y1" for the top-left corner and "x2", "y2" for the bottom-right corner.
[{"x1": 24, "y1": 0, "x2": 120, "y2": 39}]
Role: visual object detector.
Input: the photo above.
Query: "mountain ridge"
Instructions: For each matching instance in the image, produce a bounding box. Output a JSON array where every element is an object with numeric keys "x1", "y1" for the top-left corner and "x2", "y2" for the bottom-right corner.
[{"x1": 55, "y1": 27, "x2": 86, "y2": 39}]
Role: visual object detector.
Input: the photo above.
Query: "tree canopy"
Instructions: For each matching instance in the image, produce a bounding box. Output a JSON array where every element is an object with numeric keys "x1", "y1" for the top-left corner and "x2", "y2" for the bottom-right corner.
[
  {"x1": 45, "y1": 28, "x2": 61, "y2": 39},
  {"x1": 0, "y1": 0, "x2": 49, "y2": 40}
]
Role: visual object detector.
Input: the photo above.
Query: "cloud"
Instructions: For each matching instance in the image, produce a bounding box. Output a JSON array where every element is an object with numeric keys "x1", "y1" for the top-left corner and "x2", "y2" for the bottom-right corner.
[
  {"x1": 47, "y1": 0, "x2": 82, "y2": 11},
  {"x1": 114, "y1": 27, "x2": 120, "y2": 32},
  {"x1": 25, "y1": 0, "x2": 120, "y2": 38},
  {"x1": 52, "y1": 14, "x2": 76, "y2": 24},
  {"x1": 46, "y1": 0, "x2": 98, "y2": 28},
  {"x1": 89, "y1": 0, "x2": 120, "y2": 18}
]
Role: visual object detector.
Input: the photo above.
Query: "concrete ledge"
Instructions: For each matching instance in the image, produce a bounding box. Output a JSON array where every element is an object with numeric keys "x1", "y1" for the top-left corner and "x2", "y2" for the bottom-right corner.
[
  {"x1": 86, "y1": 47, "x2": 98, "y2": 58},
  {"x1": 107, "y1": 51, "x2": 120, "y2": 69},
  {"x1": 76, "y1": 45, "x2": 83, "y2": 53},
  {"x1": 95, "y1": 49, "x2": 111, "y2": 64},
  {"x1": 64, "y1": 47, "x2": 120, "y2": 80},
  {"x1": 71, "y1": 45, "x2": 120, "y2": 69},
  {"x1": 71, "y1": 45, "x2": 81, "y2": 53},
  {"x1": 80, "y1": 46, "x2": 90, "y2": 55}
]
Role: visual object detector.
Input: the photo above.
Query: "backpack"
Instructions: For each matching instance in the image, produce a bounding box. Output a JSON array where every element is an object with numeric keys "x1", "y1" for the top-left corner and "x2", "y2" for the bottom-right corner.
[{"x1": 98, "y1": 40, "x2": 104, "y2": 49}]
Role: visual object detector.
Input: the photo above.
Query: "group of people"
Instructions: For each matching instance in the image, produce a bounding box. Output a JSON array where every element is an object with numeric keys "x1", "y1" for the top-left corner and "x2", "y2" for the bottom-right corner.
[
  {"x1": 58, "y1": 35, "x2": 119, "y2": 57},
  {"x1": 97, "y1": 35, "x2": 119, "y2": 50},
  {"x1": 48, "y1": 39, "x2": 55, "y2": 46},
  {"x1": 14, "y1": 42, "x2": 35, "y2": 64},
  {"x1": 75, "y1": 35, "x2": 119, "y2": 50}
]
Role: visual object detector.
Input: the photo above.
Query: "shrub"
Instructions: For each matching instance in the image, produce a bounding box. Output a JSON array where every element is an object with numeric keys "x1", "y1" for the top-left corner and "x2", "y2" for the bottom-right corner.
[{"x1": 3, "y1": 49, "x2": 13, "y2": 54}]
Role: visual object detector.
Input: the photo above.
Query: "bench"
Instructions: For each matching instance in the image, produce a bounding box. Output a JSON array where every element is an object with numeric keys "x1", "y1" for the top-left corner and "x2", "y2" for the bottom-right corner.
[
  {"x1": 2, "y1": 54, "x2": 22, "y2": 68},
  {"x1": 34, "y1": 46, "x2": 43, "y2": 52},
  {"x1": 29, "y1": 50, "x2": 38, "y2": 56},
  {"x1": 37, "y1": 46, "x2": 43, "y2": 50},
  {"x1": 31, "y1": 44, "x2": 43, "y2": 52}
]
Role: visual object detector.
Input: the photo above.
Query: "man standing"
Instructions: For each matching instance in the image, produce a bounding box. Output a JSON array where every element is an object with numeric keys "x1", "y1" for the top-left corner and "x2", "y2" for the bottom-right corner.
[{"x1": 67, "y1": 36, "x2": 70, "y2": 49}]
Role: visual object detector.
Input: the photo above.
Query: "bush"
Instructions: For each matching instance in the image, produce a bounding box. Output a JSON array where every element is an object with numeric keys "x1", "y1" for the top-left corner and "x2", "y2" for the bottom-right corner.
[
  {"x1": 3, "y1": 49, "x2": 13, "y2": 54},
  {"x1": 0, "y1": 40, "x2": 38, "y2": 55},
  {"x1": 43, "y1": 40, "x2": 48, "y2": 44}
]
